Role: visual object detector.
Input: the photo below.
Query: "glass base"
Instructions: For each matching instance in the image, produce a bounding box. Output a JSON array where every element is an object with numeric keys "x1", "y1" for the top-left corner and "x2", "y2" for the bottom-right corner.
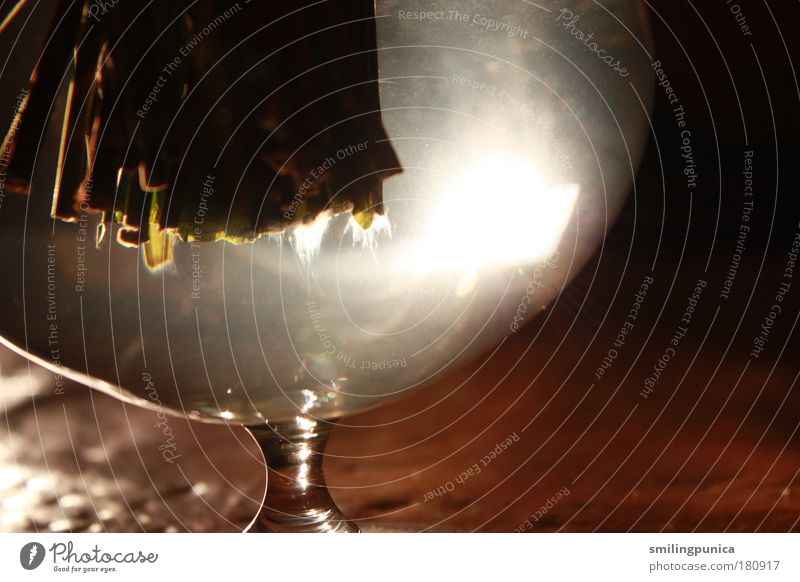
[{"x1": 246, "y1": 417, "x2": 359, "y2": 533}]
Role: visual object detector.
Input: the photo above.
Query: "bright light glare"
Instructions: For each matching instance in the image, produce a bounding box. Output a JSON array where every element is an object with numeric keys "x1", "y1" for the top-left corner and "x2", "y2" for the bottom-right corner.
[
  {"x1": 408, "y1": 156, "x2": 579, "y2": 271},
  {"x1": 290, "y1": 213, "x2": 332, "y2": 263},
  {"x1": 347, "y1": 214, "x2": 392, "y2": 251}
]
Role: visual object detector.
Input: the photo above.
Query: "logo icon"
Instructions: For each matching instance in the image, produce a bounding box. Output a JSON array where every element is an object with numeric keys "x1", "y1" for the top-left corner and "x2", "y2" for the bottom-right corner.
[{"x1": 20, "y1": 542, "x2": 46, "y2": 570}]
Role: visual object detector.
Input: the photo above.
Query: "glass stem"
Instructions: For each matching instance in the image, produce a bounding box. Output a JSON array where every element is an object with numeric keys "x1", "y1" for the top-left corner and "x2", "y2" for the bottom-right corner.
[{"x1": 246, "y1": 416, "x2": 358, "y2": 533}]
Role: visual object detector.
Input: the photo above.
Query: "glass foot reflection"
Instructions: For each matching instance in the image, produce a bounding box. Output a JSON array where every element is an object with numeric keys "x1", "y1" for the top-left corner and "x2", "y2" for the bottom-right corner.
[{"x1": 246, "y1": 417, "x2": 358, "y2": 533}]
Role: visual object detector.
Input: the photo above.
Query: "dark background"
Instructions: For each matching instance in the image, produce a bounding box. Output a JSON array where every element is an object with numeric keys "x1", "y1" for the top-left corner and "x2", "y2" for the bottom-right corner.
[{"x1": 1, "y1": 0, "x2": 799, "y2": 532}]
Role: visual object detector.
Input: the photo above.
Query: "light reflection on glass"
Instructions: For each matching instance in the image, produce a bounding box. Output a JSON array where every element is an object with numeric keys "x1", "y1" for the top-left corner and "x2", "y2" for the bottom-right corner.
[{"x1": 406, "y1": 156, "x2": 579, "y2": 272}]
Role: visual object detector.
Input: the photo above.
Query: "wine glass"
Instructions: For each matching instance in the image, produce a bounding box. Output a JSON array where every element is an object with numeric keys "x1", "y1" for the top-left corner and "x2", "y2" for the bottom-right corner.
[{"x1": 0, "y1": 0, "x2": 653, "y2": 532}]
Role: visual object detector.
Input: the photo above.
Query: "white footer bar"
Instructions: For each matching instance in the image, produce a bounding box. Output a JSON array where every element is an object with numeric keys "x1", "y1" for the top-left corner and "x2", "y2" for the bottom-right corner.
[{"x1": 0, "y1": 533, "x2": 796, "y2": 581}]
